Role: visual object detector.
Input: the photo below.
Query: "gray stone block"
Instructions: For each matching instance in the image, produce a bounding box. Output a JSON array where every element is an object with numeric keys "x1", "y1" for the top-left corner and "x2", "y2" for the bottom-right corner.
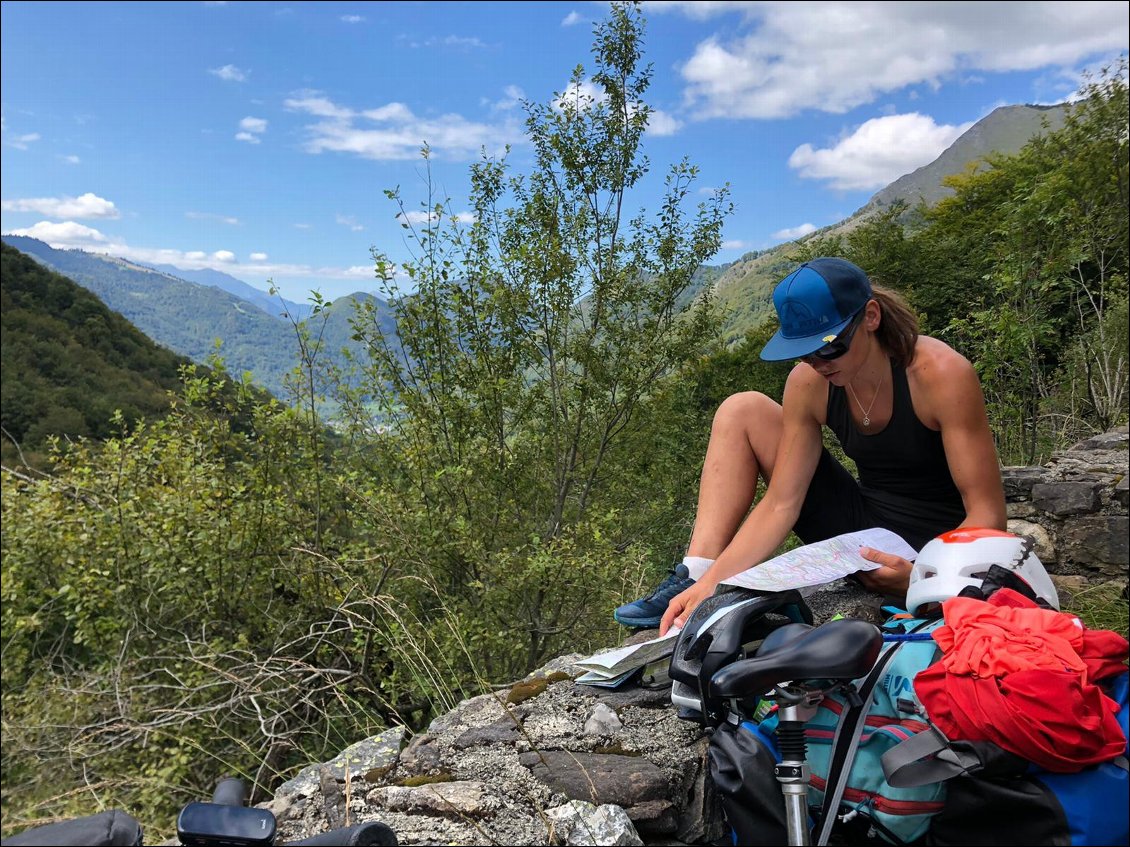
[
  {"x1": 520, "y1": 750, "x2": 668, "y2": 812},
  {"x1": 1031, "y1": 481, "x2": 1102, "y2": 516},
  {"x1": 546, "y1": 800, "x2": 643, "y2": 846},
  {"x1": 1001, "y1": 466, "x2": 1048, "y2": 498},
  {"x1": 1007, "y1": 519, "x2": 1056, "y2": 566},
  {"x1": 1060, "y1": 516, "x2": 1129, "y2": 574}
]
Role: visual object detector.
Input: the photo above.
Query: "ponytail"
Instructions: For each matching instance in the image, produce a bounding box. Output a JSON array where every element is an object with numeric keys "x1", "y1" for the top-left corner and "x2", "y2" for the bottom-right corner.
[{"x1": 872, "y1": 284, "x2": 919, "y2": 367}]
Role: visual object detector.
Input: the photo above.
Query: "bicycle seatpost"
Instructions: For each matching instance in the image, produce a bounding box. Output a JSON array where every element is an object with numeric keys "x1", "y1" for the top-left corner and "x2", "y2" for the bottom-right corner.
[{"x1": 773, "y1": 685, "x2": 824, "y2": 847}]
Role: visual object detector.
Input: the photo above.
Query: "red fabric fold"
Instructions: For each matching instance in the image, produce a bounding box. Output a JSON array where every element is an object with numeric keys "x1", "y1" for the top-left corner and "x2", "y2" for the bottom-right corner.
[{"x1": 913, "y1": 589, "x2": 1129, "y2": 772}]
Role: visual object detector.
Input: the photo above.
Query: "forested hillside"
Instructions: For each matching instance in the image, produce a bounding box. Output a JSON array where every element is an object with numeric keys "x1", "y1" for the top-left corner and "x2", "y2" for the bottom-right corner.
[
  {"x1": 2, "y1": 236, "x2": 305, "y2": 397},
  {"x1": 0, "y1": 243, "x2": 189, "y2": 464},
  {"x1": 2, "y1": 237, "x2": 402, "y2": 424}
]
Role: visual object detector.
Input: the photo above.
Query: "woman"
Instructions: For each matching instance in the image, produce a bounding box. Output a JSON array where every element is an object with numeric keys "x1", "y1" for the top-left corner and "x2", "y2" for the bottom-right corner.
[{"x1": 613, "y1": 257, "x2": 1007, "y2": 636}]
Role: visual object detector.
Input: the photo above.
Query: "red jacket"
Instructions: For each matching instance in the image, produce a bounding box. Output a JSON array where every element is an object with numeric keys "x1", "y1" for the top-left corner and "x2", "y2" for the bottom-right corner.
[{"x1": 914, "y1": 589, "x2": 1128, "y2": 772}]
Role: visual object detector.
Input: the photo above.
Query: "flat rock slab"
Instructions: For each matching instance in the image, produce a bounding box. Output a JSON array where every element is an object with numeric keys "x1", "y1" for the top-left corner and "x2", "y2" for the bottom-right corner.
[{"x1": 520, "y1": 750, "x2": 669, "y2": 812}]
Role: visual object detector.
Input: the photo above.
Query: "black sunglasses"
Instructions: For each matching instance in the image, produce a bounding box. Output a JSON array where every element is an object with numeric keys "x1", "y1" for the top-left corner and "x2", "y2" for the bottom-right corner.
[{"x1": 802, "y1": 308, "x2": 865, "y2": 361}]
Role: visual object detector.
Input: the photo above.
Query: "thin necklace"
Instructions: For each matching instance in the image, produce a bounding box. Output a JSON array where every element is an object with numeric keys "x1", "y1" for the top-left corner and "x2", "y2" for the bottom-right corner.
[{"x1": 847, "y1": 368, "x2": 885, "y2": 428}]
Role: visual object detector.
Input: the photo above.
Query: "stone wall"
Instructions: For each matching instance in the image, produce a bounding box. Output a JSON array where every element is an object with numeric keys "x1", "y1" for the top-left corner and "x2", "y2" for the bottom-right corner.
[
  {"x1": 1002, "y1": 426, "x2": 1128, "y2": 596},
  {"x1": 263, "y1": 428, "x2": 1128, "y2": 847}
]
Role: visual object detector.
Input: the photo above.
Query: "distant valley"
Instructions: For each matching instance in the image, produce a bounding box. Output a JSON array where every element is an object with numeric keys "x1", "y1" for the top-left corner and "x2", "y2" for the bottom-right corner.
[
  {"x1": 1, "y1": 100, "x2": 1070, "y2": 441},
  {"x1": 1, "y1": 235, "x2": 398, "y2": 401}
]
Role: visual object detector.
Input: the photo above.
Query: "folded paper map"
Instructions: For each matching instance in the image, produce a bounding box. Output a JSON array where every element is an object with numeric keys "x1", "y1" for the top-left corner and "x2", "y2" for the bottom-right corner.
[
  {"x1": 575, "y1": 626, "x2": 682, "y2": 679},
  {"x1": 720, "y1": 528, "x2": 917, "y2": 592}
]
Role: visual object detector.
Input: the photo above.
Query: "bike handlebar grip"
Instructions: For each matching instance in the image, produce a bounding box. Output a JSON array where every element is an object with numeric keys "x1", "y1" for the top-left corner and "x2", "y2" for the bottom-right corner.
[
  {"x1": 211, "y1": 777, "x2": 248, "y2": 807},
  {"x1": 282, "y1": 821, "x2": 398, "y2": 846}
]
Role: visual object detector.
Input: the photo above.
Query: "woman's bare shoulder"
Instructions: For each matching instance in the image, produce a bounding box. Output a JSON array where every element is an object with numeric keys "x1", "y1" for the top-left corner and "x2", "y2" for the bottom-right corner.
[
  {"x1": 908, "y1": 335, "x2": 977, "y2": 383},
  {"x1": 784, "y1": 361, "x2": 831, "y2": 421},
  {"x1": 907, "y1": 335, "x2": 985, "y2": 426}
]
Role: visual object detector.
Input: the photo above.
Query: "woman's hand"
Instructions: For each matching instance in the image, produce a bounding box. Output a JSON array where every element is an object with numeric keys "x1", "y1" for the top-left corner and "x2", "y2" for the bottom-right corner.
[
  {"x1": 855, "y1": 547, "x2": 913, "y2": 597},
  {"x1": 659, "y1": 579, "x2": 716, "y2": 636}
]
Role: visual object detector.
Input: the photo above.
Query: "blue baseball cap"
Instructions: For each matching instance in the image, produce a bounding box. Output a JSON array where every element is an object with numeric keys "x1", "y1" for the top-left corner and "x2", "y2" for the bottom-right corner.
[{"x1": 759, "y1": 257, "x2": 873, "y2": 361}]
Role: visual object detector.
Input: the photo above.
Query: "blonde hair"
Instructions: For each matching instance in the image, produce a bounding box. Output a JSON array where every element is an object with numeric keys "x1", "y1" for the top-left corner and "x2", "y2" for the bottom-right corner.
[{"x1": 872, "y1": 284, "x2": 919, "y2": 367}]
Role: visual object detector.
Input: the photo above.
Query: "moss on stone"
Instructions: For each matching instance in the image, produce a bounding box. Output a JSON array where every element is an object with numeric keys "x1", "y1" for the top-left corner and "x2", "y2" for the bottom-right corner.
[
  {"x1": 363, "y1": 764, "x2": 395, "y2": 783},
  {"x1": 593, "y1": 742, "x2": 641, "y2": 757},
  {"x1": 397, "y1": 771, "x2": 454, "y2": 787},
  {"x1": 506, "y1": 677, "x2": 549, "y2": 704}
]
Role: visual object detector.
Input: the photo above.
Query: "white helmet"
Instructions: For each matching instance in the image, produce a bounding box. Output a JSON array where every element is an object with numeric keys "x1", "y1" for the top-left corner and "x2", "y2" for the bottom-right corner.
[{"x1": 905, "y1": 528, "x2": 1060, "y2": 616}]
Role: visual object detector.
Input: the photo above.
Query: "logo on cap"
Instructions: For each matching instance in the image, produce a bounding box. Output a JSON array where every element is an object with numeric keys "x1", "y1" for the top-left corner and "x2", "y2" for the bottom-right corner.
[{"x1": 781, "y1": 300, "x2": 827, "y2": 335}]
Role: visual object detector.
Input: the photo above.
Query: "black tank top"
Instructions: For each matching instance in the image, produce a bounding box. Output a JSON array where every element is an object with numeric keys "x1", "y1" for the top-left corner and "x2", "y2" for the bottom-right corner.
[{"x1": 826, "y1": 360, "x2": 966, "y2": 547}]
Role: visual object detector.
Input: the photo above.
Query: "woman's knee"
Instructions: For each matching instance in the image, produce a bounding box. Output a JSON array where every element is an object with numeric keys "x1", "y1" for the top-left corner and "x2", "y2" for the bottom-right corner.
[{"x1": 712, "y1": 391, "x2": 780, "y2": 432}]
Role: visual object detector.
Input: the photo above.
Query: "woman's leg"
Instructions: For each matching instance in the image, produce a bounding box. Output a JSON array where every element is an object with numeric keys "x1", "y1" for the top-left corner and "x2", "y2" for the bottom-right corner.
[
  {"x1": 614, "y1": 392, "x2": 790, "y2": 628},
  {"x1": 686, "y1": 391, "x2": 785, "y2": 559}
]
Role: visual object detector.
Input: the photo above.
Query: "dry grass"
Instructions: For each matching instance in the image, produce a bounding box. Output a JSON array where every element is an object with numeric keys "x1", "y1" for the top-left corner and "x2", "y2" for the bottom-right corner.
[{"x1": 1065, "y1": 580, "x2": 1129, "y2": 638}]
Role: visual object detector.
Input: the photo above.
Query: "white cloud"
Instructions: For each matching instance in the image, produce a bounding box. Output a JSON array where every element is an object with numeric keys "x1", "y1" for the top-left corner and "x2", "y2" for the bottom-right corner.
[
  {"x1": 236, "y1": 116, "x2": 267, "y2": 144},
  {"x1": 485, "y1": 85, "x2": 525, "y2": 112},
  {"x1": 647, "y1": 109, "x2": 683, "y2": 136},
  {"x1": 293, "y1": 223, "x2": 312, "y2": 230},
  {"x1": 397, "y1": 210, "x2": 476, "y2": 226},
  {"x1": 771, "y1": 223, "x2": 817, "y2": 241},
  {"x1": 553, "y1": 79, "x2": 606, "y2": 112},
  {"x1": 1, "y1": 221, "x2": 389, "y2": 286},
  {"x1": 362, "y1": 103, "x2": 414, "y2": 122},
  {"x1": 721, "y1": 239, "x2": 751, "y2": 250},
  {"x1": 285, "y1": 90, "x2": 522, "y2": 161},
  {"x1": 562, "y1": 11, "x2": 583, "y2": 27},
  {"x1": 60, "y1": 154, "x2": 81, "y2": 165},
  {"x1": 210, "y1": 64, "x2": 247, "y2": 82},
  {"x1": 285, "y1": 94, "x2": 354, "y2": 119},
  {"x1": 5, "y1": 132, "x2": 41, "y2": 150},
  {"x1": 343, "y1": 264, "x2": 377, "y2": 278},
  {"x1": 666, "y1": 2, "x2": 1129, "y2": 119},
  {"x1": 336, "y1": 214, "x2": 364, "y2": 232},
  {"x1": 551, "y1": 78, "x2": 677, "y2": 135},
  {"x1": 186, "y1": 211, "x2": 241, "y2": 226},
  {"x1": 789, "y1": 113, "x2": 974, "y2": 191},
  {"x1": 341, "y1": 15, "x2": 365, "y2": 24},
  {"x1": 645, "y1": 2, "x2": 752, "y2": 21},
  {"x1": 5, "y1": 220, "x2": 109, "y2": 246},
  {"x1": 1, "y1": 192, "x2": 120, "y2": 219},
  {"x1": 427, "y1": 35, "x2": 487, "y2": 49}
]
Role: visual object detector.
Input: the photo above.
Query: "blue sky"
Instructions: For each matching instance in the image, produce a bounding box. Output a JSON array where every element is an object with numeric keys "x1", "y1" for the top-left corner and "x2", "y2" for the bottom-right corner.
[{"x1": 2, "y1": 1, "x2": 1127, "y2": 302}]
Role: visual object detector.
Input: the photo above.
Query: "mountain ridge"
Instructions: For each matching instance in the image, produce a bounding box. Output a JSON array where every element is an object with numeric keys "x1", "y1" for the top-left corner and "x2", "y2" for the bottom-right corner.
[
  {"x1": 701, "y1": 101, "x2": 1072, "y2": 339},
  {"x1": 149, "y1": 263, "x2": 314, "y2": 322},
  {"x1": 2, "y1": 235, "x2": 303, "y2": 398},
  {"x1": 1, "y1": 236, "x2": 401, "y2": 401}
]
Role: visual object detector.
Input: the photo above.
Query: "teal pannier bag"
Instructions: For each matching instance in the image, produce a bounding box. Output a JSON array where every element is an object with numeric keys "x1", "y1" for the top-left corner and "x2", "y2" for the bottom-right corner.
[{"x1": 802, "y1": 616, "x2": 947, "y2": 844}]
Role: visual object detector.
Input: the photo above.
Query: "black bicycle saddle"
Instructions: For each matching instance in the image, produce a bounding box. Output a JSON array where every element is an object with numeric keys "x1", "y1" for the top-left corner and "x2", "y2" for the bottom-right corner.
[
  {"x1": 710, "y1": 617, "x2": 882, "y2": 700},
  {"x1": 669, "y1": 588, "x2": 812, "y2": 724}
]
